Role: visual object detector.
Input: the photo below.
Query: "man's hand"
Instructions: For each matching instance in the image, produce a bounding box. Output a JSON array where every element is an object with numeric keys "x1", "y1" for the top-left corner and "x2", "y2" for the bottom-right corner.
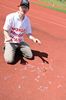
[
  {"x1": 34, "y1": 38, "x2": 41, "y2": 44},
  {"x1": 4, "y1": 30, "x2": 13, "y2": 42},
  {"x1": 6, "y1": 37, "x2": 13, "y2": 42},
  {"x1": 28, "y1": 34, "x2": 41, "y2": 44}
]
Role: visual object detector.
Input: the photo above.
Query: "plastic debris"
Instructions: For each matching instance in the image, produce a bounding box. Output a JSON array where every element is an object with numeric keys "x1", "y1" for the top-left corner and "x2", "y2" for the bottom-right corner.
[
  {"x1": 57, "y1": 76, "x2": 64, "y2": 78},
  {"x1": 39, "y1": 62, "x2": 44, "y2": 65},
  {"x1": 45, "y1": 64, "x2": 53, "y2": 71},
  {"x1": 22, "y1": 76, "x2": 28, "y2": 79},
  {"x1": 38, "y1": 86, "x2": 43, "y2": 91},
  {"x1": 57, "y1": 84, "x2": 63, "y2": 88},
  {"x1": 4, "y1": 75, "x2": 13, "y2": 80},
  {"x1": 27, "y1": 64, "x2": 35, "y2": 68},
  {"x1": 38, "y1": 86, "x2": 48, "y2": 91},
  {"x1": 50, "y1": 59, "x2": 52, "y2": 62},
  {"x1": 31, "y1": 70, "x2": 36, "y2": 72},
  {"x1": 14, "y1": 68, "x2": 18, "y2": 70},
  {"x1": 31, "y1": 66, "x2": 35, "y2": 68},
  {"x1": 27, "y1": 64, "x2": 31, "y2": 66},
  {"x1": 20, "y1": 68, "x2": 23, "y2": 71},
  {"x1": 29, "y1": 66, "x2": 35, "y2": 68},
  {"x1": 37, "y1": 67, "x2": 41, "y2": 74},
  {"x1": 37, "y1": 76, "x2": 40, "y2": 78},
  {"x1": 35, "y1": 78, "x2": 40, "y2": 82},
  {"x1": 48, "y1": 81, "x2": 52, "y2": 84},
  {"x1": 35, "y1": 76, "x2": 40, "y2": 82},
  {"x1": 42, "y1": 67, "x2": 47, "y2": 72},
  {"x1": 41, "y1": 73, "x2": 45, "y2": 76},
  {"x1": 23, "y1": 67, "x2": 27, "y2": 70},
  {"x1": 49, "y1": 64, "x2": 54, "y2": 71},
  {"x1": 20, "y1": 67, "x2": 27, "y2": 71},
  {"x1": 18, "y1": 82, "x2": 24, "y2": 88},
  {"x1": 43, "y1": 86, "x2": 48, "y2": 90}
]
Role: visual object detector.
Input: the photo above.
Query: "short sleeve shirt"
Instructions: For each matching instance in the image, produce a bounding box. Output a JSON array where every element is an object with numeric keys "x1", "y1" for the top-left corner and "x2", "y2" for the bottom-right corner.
[{"x1": 3, "y1": 11, "x2": 32, "y2": 43}]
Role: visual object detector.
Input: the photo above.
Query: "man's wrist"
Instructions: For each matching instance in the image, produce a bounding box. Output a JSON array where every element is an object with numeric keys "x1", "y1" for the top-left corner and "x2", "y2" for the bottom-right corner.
[{"x1": 29, "y1": 35, "x2": 35, "y2": 41}]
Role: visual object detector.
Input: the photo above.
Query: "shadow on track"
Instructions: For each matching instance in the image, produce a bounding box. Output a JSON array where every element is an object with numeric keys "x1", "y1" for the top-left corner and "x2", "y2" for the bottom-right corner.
[
  {"x1": 11, "y1": 49, "x2": 49, "y2": 65},
  {"x1": 32, "y1": 50, "x2": 49, "y2": 64}
]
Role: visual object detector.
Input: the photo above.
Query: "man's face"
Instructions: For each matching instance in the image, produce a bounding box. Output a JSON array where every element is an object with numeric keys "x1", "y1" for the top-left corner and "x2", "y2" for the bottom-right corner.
[{"x1": 19, "y1": 5, "x2": 29, "y2": 15}]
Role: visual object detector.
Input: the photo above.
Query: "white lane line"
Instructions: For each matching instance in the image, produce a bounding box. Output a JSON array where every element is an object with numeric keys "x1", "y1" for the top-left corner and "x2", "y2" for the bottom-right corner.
[
  {"x1": 0, "y1": 0, "x2": 18, "y2": 5},
  {"x1": 30, "y1": 8, "x2": 66, "y2": 21},
  {"x1": 0, "y1": 4, "x2": 66, "y2": 28},
  {"x1": 27, "y1": 14, "x2": 66, "y2": 28},
  {"x1": 1, "y1": 0, "x2": 66, "y2": 21},
  {"x1": 0, "y1": 5, "x2": 16, "y2": 11}
]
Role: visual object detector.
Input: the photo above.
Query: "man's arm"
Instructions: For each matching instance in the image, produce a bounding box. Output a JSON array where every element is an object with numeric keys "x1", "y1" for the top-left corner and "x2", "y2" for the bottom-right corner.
[
  {"x1": 4, "y1": 30, "x2": 12, "y2": 42},
  {"x1": 26, "y1": 34, "x2": 41, "y2": 44}
]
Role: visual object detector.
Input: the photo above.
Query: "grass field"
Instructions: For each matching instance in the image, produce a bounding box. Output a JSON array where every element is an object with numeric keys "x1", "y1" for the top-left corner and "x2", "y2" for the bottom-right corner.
[
  {"x1": 39, "y1": 0, "x2": 66, "y2": 8},
  {"x1": 31, "y1": 0, "x2": 66, "y2": 14}
]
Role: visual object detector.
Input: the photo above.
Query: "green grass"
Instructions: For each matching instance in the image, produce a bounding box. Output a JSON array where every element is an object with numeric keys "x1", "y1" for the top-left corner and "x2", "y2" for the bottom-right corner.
[
  {"x1": 46, "y1": 6, "x2": 66, "y2": 13},
  {"x1": 31, "y1": 1, "x2": 66, "y2": 14},
  {"x1": 38, "y1": 4, "x2": 45, "y2": 6},
  {"x1": 39, "y1": 0, "x2": 66, "y2": 8},
  {"x1": 31, "y1": 2, "x2": 37, "y2": 4}
]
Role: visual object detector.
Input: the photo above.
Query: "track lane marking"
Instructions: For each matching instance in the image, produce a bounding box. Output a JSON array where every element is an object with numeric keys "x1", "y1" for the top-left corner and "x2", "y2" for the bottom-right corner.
[{"x1": 0, "y1": 4, "x2": 66, "y2": 28}]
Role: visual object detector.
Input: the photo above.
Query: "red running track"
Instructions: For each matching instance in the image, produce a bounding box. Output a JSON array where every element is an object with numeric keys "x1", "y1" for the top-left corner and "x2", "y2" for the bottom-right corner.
[{"x1": 0, "y1": 0, "x2": 66, "y2": 100}]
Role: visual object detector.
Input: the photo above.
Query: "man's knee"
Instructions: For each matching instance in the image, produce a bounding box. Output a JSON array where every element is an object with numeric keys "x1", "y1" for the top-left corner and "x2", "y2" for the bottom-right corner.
[
  {"x1": 26, "y1": 52, "x2": 34, "y2": 60},
  {"x1": 4, "y1": 55, "x2": 14, "y2": 64}
]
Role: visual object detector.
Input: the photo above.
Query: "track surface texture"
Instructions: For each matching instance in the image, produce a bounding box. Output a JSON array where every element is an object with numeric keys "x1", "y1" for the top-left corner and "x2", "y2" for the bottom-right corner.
[{"x1": 0, "y1": 0, "x2": 66, "y2": 100}]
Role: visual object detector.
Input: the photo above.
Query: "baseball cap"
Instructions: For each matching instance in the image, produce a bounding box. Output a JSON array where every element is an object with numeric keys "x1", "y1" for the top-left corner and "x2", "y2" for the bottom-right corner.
[{"x1": 19, "y1": 0, "x2": 30, "y2": 8}]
